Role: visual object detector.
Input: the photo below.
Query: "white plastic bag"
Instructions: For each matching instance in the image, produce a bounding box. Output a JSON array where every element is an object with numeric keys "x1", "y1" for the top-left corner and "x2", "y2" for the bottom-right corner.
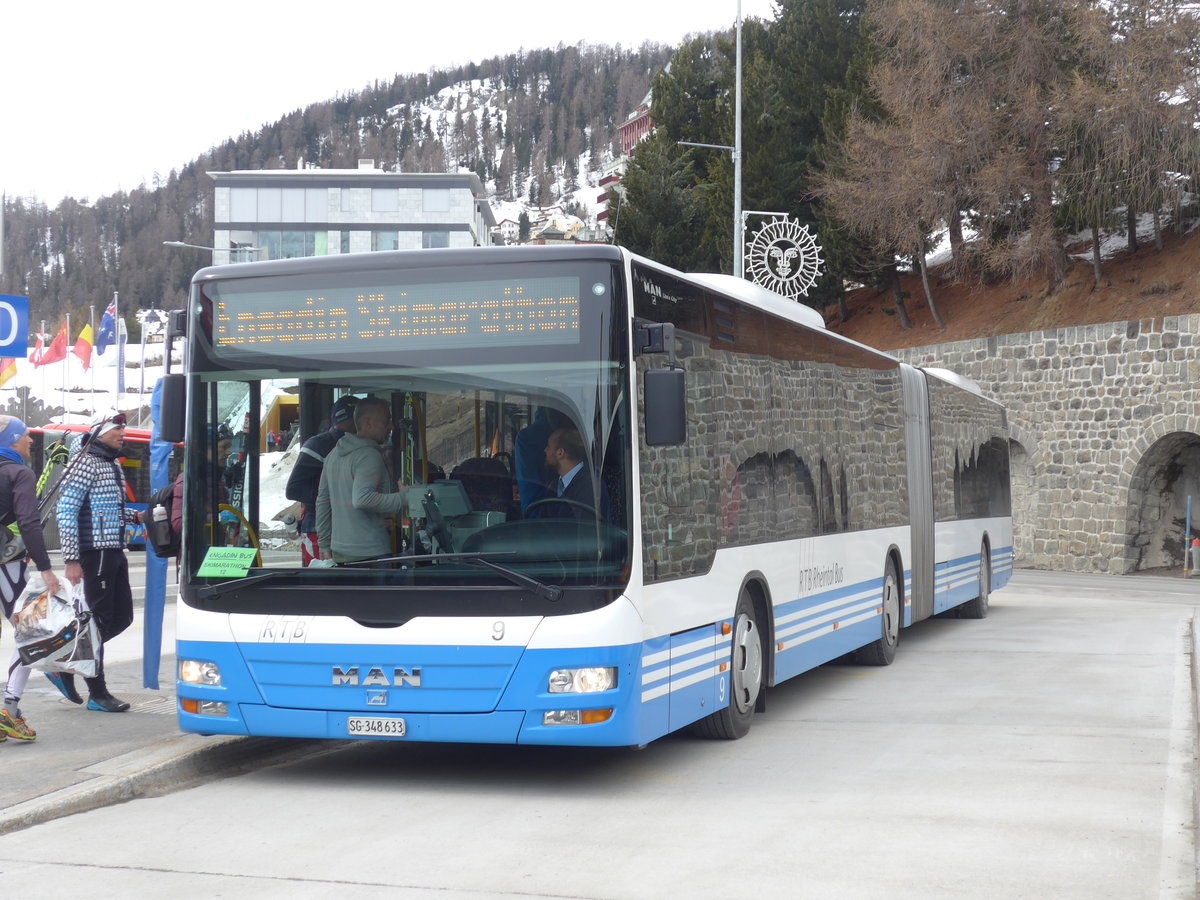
[{"x1": 13, "y1": 578, "x2": 99, "y2": 678}]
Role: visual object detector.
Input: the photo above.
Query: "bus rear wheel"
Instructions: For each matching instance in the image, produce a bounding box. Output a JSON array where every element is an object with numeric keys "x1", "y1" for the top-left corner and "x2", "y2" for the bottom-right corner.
[
  {"x1": 960, "y1": 543, "x2": 990, "y2": 619},
  {"x1": 693, "y1": 589, "x2": 763, "y2": 740},
  {"x1": 856, "y1": 557, "x2": 900, "y2": 666}
]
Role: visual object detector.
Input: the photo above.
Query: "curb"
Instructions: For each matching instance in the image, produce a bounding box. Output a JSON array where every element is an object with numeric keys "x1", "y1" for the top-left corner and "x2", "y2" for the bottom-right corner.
[
  {"x1": 1158, "y1": 612, "x2": 1200, "y2": 898},
  {"x1": 0, "y1": 732, "x2": 352, "y2": 836}
]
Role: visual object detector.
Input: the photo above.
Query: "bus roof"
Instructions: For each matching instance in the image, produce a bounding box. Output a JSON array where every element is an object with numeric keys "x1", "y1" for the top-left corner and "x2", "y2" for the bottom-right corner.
[
  {"x1": 923, "y1": 367, "x2": 984, "y2": 397},
  {"x1": 185, "y1": 244, "x2": 899, "y2": 371}
]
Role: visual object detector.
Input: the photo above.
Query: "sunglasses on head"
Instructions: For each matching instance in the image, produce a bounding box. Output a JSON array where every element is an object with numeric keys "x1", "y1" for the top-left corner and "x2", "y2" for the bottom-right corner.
[{"x1": 104, "y1": 414, "x2": 127, "y2": 427}]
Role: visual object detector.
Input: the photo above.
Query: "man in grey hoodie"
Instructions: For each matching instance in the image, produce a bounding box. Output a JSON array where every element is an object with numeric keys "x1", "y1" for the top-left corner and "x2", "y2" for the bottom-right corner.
[{"x1": 314, "y1": 396, "x2": 406, "y2": 564}]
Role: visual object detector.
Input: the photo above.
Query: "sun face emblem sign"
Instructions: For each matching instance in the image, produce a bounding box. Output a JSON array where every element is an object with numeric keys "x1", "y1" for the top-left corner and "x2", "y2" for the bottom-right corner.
[{"x1": 746, "y1": 217, "x2": 824, "y2": 299}]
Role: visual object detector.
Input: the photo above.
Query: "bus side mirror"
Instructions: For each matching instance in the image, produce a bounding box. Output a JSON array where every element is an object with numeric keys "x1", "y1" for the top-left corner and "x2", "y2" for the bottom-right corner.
[
  {"x1": 168, "y1": 309, "x2": 188, "y2": 340},
  {"x1": 644, "y1": 368, "x2": 686, "y2": 446},
  {"x1": 160, "y1": 374, "x2": 186, "y2": 443}
]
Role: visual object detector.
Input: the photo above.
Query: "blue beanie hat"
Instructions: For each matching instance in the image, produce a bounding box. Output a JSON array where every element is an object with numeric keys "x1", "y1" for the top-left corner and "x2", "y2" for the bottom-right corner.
[{"x1": 0, "y1": 416, "x2": 27, "y2": 448}]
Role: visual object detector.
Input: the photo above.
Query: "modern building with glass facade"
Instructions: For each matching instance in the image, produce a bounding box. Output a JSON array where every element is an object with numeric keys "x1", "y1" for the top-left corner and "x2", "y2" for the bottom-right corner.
[{"x1": 209, "y1": 162, "x2": 497, "y2": 264}]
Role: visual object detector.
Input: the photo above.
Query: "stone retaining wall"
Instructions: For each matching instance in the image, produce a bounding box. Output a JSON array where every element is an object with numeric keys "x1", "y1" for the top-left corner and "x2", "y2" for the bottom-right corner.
[{"x1": 891, "y1": 315, "x2": 1200, "y2": 573}]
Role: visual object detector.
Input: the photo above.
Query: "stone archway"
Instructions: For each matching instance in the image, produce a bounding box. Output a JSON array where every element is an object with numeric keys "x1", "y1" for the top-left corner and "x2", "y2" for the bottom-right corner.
[
  {"x1": 1125, "y1": 431, "x2": 1200, "y2": 572},
  {"x1": 1009, "y1": 438, "x2": 1033, "y2": 566}
]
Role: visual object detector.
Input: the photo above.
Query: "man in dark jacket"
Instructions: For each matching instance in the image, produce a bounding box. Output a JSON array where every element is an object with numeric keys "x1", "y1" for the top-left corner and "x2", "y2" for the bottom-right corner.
[
  {"x1": 540, "y1": 426, "x2": 596, "y2": 520},
  {"x1": 285, "y1": 395, "x2": 358, "y2": 566},
  {"x1": 53, "y1": 411, "x2": 142, "y2": 713},
  {"x1": 0, "y1": 417, "x2": 63, "y2": 741}
]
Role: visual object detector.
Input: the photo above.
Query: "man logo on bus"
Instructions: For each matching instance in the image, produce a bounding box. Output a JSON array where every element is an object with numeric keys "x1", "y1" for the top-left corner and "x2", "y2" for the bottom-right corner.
[{"x1": 331, "y1": 666, "x2": 423, "y2": 687}]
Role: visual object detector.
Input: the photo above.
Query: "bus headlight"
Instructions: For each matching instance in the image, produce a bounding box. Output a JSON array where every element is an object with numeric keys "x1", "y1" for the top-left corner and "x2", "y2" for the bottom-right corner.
[
  {"x1": 547, "y1": 667, "x2": 616, "y2": 693},
  {"x1": 179, "y1": 659, "x2": 222, "y2": 686}
]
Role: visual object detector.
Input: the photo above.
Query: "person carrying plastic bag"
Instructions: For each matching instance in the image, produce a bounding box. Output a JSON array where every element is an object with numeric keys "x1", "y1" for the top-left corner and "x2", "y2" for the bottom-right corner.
[{"x1": 0, "y1": 417, "x2": 64, "y2": 741}]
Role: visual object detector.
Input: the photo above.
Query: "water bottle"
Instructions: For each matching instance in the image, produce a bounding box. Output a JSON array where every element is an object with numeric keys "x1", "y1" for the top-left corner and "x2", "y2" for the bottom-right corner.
[{"x1": 148, "y1": 502, "x2": 172, "y2": 557}]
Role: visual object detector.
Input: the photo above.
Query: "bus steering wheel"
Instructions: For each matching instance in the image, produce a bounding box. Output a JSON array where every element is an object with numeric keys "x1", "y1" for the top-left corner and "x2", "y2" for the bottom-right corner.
[{"x1": 525, "y1": 497, "x2": 597, "y2": 518}]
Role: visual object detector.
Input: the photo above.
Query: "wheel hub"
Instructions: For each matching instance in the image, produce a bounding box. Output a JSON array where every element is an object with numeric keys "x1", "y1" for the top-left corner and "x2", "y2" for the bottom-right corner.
[{"x1": 732, "y1": 614, "x2": 763, "y2": 712}]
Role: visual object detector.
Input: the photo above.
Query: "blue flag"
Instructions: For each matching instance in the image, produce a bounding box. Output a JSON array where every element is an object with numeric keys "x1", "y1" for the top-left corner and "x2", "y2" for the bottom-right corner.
[{"x1": 96, "y1": 297, "x2": 117, "y2": 355}]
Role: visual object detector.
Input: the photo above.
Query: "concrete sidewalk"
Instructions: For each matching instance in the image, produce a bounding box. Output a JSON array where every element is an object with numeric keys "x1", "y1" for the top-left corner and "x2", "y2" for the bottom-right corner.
[{"x1": 0, "y1": 573, "x2": 329, "y2": 835}]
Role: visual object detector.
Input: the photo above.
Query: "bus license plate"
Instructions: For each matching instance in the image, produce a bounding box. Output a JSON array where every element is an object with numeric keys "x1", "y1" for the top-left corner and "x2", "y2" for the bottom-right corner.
[{"x1": 347, "y1": 717, "x2": 406, "y2": 737}]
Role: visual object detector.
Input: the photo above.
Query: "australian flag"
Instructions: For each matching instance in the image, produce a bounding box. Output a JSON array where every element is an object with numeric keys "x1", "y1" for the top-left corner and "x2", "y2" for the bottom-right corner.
[{"x1": 96, "y1": 297, "x2": 117, "y2": 355}]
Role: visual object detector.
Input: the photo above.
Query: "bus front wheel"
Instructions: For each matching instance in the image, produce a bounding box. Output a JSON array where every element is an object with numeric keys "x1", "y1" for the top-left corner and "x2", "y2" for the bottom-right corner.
[
  {"x1": 857, "y1": 557, "x2": 900, "y2": 666},
  {"x1": 693, "y1": 589, "x2": 763, "y2": 740}
]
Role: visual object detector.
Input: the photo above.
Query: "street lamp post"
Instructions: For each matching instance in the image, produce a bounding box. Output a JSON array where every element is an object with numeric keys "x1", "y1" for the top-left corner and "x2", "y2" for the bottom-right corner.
[
  {"x1": 162, "y1": 241, "x2": 261, "y2": 264},
  {"x1": 678, "y1": 1, "x2": 744, "y2": 277}
]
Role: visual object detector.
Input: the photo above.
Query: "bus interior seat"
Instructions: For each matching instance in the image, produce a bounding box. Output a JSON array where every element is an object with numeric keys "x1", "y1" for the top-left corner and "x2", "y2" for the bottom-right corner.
[{"x1": 449, "y1": 456, "x2": 514, "y2": 515}]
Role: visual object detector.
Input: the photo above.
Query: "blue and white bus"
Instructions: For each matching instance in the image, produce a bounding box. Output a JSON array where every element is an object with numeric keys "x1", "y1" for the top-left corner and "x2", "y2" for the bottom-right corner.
[{"x1": 168, "y1": 245, "x2": 1012, "y2": 746}]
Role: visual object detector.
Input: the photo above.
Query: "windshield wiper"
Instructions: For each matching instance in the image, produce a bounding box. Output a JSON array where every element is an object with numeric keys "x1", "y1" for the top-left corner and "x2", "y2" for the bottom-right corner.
[
  {"x1": 193, "y1": 553, "x2": 564, "y2": 603},
  {"x1": 194, "y1": 569, "x2": 301, "y2": 602},
  {"x1": 344, "y1": 552, "x2": 563, "y2": 602}
]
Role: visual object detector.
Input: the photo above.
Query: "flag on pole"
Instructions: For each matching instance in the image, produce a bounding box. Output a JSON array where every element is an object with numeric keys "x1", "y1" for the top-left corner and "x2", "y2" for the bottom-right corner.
[
  {"x1": 73, "y1": 324, "x2": 94, "y2": 371},
  {"x1": 96, "y1": 297, "x2": 117, "y2": 355},
  {"x1": 35, "y1": 324, "x2": 67, "y2": 368},
  {"x1": 29, "y1": 332, "x2": 44, "y2": 366},
  {"x1": 0, "y1": 358, "x2": 16, "y2": 387}
]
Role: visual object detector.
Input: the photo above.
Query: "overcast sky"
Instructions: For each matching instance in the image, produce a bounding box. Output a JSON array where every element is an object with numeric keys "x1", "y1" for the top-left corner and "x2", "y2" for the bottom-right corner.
[{"x1": 3, "y1": 0, "x2": 777, "y2": 205}]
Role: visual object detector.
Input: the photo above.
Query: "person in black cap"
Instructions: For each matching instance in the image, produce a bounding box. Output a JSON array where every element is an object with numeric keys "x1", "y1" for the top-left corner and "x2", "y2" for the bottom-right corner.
[
  {"x1": 53, "y1": 410, "x2": 142, "y2": 713},
  {"x1": 285, "y1": 395, "x2": 358, "y2": 566}
]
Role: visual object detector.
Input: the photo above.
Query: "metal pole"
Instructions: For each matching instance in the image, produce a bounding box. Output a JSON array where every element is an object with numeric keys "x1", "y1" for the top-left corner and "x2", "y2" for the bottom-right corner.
[
  {"x1": 89, "y1": 304, "x2": 96, "y2": 413},
  {"x1": 138, "y1": 313, "x2": 147, "y2": 427},
  {"x1": 39, "y1": 320, "x2": 45, "y2": 417},
  {"x1": 116, "y1": 292, "x2": 125, "y2": 396},
  {"x1": 1186, "y1": 495, "x2": 1192, "y2": 575},
  {"x1": 63, "y1": 314, "x2": 69, "y2": 420},
  {"x1": 734, "y1": 0, "x2": 743, "y2": 279}
]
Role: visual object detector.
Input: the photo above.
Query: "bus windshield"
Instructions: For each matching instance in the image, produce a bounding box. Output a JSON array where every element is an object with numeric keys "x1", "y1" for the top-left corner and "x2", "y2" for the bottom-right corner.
[{"x1": 182, "y1": 253, "x2": 632, "y2": 620}]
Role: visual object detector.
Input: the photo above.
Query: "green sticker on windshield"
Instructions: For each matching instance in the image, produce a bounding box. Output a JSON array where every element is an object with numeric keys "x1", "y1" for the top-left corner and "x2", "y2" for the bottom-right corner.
[{"x1": 197, "y1": 547, "x2": 259, "y2": 577}]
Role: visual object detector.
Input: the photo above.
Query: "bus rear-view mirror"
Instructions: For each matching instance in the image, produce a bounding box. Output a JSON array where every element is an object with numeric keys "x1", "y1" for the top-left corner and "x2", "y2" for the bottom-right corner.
[
  {"x1": 644, "y1": 368, "x2": 686, "y2": 446},
  {"x1": 159, "y1": 374, "x2": 186, "y2": 443}
]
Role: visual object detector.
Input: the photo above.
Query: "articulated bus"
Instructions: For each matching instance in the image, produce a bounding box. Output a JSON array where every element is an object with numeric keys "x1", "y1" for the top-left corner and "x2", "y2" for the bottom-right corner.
[{"x1": 170, "y1": 245, "x2": 1012, "y2": 746}]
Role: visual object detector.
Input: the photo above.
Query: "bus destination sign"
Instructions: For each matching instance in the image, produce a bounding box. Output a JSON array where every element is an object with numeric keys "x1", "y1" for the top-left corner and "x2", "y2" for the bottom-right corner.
[{"x1": 211, "y1": 276, "x2": 581, "y2": 352}]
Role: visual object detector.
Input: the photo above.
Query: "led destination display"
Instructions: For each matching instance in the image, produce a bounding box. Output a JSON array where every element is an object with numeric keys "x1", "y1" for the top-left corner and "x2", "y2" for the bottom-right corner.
[{"x1": 212, "y1": 275, "x2": 582, "y2": 353}]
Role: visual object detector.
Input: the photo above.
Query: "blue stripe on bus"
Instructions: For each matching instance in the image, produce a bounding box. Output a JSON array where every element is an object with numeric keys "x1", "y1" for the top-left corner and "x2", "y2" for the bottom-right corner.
[
  {"x1": 179, "y1": 545, "x2": 1019, "y2": 747},
  {"x1": 772, "y1": 575, "x2": 890, "y2": 682},
  {"x1": 637, "y1": 622, "x2": 732, "y2": 735}
]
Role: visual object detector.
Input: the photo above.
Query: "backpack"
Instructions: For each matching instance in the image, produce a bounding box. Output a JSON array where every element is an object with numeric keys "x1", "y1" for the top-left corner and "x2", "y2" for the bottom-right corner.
[
  {"x1": 449, "y1": 456, "x2": 513, "y2": 513},
  {"x1": 146, "y1": 482, "x2": 179, "y2": 559}
]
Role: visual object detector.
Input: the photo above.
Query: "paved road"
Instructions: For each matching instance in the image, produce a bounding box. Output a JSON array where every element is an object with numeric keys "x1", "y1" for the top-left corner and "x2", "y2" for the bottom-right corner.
[{"x1": 0, "y1": 569, "x2": 1196, "y2": 898}]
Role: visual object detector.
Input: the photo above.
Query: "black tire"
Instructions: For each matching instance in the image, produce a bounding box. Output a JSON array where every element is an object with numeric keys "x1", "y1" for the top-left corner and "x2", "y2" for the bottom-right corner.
[
  {"x1": 856, "y1": 557, "x2": 901, "y2": 666},
  {"x1": 693, "y1": 589, "x2": 764, "y2": 740},
  {"x1": 960, "y1": 543, "x2": 991, "y2": 619}
]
